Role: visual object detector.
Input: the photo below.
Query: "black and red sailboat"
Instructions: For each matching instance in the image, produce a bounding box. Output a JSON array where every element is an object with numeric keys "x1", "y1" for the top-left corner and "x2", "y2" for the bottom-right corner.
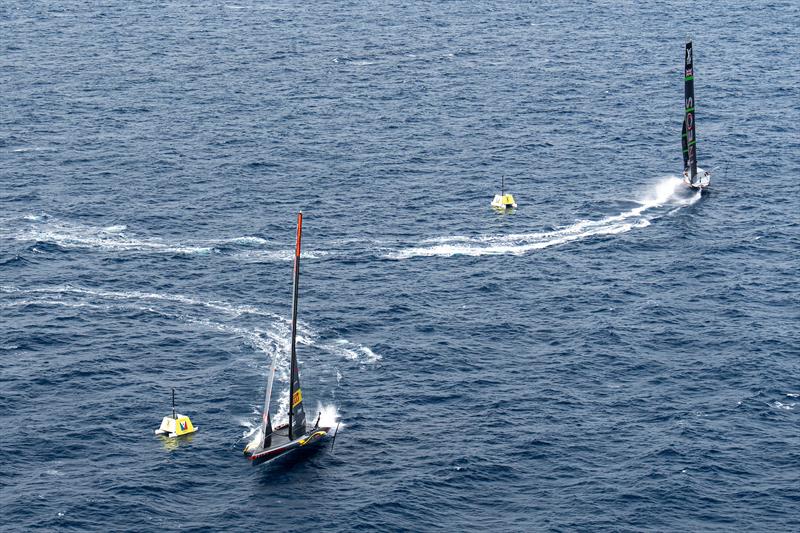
[
  {"x1": 681, "y1": 39, "x2": 711, "y2": 190},
  {"x1": 244, "y1": 213, "x2": 331, "y2": 466}
]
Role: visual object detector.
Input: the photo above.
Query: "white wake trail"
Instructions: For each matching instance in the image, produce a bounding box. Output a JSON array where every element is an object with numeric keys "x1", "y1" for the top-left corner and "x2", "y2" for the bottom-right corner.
[
  {"x1": 5, "y1": 215, "x2": 325, "y2": 261},
  {"x1": 0, "y1": 284, "x2": 381, "y2": 365},
  {"x1": 13, "y1": 219, "x2": 213, "y2": 255},
  {"x1": 387, "y1": 177, "x2": 699, "y2": 259}
]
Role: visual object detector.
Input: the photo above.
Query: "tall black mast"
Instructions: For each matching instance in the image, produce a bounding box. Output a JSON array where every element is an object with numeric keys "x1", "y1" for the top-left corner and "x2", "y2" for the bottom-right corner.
[
  {"x1": 684, "y1": 39, "x2": 698, "y2": 184},
  {"x1": 288, "y1": 213, "x2": 303, "y2": 440}
]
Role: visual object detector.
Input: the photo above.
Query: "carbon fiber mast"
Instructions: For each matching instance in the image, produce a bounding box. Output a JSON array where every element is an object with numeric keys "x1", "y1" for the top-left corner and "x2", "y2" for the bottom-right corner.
[
  {"x1": 244, "y1": 213, "x2": 333, "y2": 466},
  {"x1": 288, "y1": 212, "x2": 307, "y2": 440},
  {"x1": 684, "y1": 39, "x2": 698, "y2": 185}
]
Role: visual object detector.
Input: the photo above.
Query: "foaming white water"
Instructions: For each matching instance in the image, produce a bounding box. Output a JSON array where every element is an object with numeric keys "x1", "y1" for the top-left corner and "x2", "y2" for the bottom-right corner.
[
  {"x1": 8, "y1": 216, "x2": 324, "y2": 261},
  {"x1": 316, "y1": 402, "x2": 342, "y2": 429},
  {"x1": 224, "y1": 236, "x2": 269, "y2": 246},
  {"x1": 11, "y1": 147, "x2": 49, "y2": 153},
  {"x1": 243, "y1": 392, "x2": 290, "y2": 452},
  {"x1": 231, "y1": 249, "x2": 328, "y2": 262},
  {"x1": 773, "y1": 401, "x2": 795, "y2": 411},
  {"x1": 387, "y1": 177, "x2": 699, "y2": 259},
  {"x1": 1, "y1": 284, "x2": 381, "y2": 365},
  {"x1": 13, "y1": 219, "x2": 213, "y2": 255},
  {"x1": 194, "y1": 315, "x2": 378, "y2": 367},
  {"x1": 323, "y1": 339, "x2": 382, "y2": 362},
  {"x1": 0, "y1": 299, "x2": 110, "y2": 311},
  {"x1": 244, "y1": 401, "x2": 341, "y2": 452},
  {"x1": 103, "y1": 225, "x2": 127, "y2": 234},
  {"x1": 0, "y1": 284, "x2": 276, "y2": 319}
]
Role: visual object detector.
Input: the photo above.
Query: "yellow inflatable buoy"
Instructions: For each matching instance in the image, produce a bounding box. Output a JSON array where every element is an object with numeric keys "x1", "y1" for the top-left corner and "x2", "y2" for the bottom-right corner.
[
  {"x1": 491, "y1": 193, "x2": 517, "y2": 209},
  {"x1": 491, "y1": 177, "x2": 517, "y2": 210},
  {"x1": 155, "y1": 389, "x2": 198, "y2": 438}
]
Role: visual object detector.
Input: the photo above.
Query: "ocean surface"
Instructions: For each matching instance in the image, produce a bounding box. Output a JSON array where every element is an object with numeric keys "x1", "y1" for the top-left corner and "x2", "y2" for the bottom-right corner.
[{"x1": 2, "y1": 1, "x2": 799, "y2": 531}]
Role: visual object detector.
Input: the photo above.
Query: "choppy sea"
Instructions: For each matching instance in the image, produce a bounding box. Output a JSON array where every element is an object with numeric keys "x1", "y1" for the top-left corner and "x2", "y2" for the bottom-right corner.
[{"x1": 2, "y1": 1, "x2": 798, "y2": 531}]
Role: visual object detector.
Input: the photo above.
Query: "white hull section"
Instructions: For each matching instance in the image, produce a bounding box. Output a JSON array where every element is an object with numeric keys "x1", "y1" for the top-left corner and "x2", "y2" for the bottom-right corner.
[{"x1": 683, "y1": 168, "x2": 711, "y2": 189}]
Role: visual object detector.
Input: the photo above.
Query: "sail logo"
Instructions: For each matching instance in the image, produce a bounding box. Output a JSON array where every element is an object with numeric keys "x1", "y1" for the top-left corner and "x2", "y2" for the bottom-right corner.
[
  {"x1": 292, "y1": 389, "x2": 303, "y2": 408},
  {"x1": 685, "y1": 94, "x2": 696, "y2": 166},
  {"x1": 180, "y1": 421, "x2": 187, "y2": 431},
  {"x1": 686, "y1": 48, "x2": 692, "y2": 65}
]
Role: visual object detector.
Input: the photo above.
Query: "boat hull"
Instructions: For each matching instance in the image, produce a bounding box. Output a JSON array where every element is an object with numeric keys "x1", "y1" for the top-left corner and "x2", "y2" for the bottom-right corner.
[
  {"x1": 683, "y1": 169, "x2": 711, "y2": 190},
  {"x1": 245, "y1": 426, "x2": 332, "y2": 466}
]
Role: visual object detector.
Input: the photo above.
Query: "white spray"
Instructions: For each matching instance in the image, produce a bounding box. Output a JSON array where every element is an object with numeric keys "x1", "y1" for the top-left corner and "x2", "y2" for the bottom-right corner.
[{"x1": 387, "y1": 176, "x2": 701, "y2": 259}]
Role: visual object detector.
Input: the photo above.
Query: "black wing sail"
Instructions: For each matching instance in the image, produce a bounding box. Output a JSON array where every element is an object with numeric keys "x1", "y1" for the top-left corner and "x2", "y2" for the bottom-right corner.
[
  {"x1": 289, "y1": 350, "x2": 307, "y2": 439},
  {"x1": 684, "y1": 40, "x2": 698, "y2": 184},
  {"x1": 288, "y1": 213, "x2": 307, "y2": 440}
]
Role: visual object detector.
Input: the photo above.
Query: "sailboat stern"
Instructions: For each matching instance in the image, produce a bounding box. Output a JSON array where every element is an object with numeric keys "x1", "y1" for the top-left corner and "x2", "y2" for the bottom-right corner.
[
  {"x1": 683, "y1": 167, "x2": 711, "y2": 190},
  {"x1": 246, "y1": 426, "x2": 332, "y2": 466}
]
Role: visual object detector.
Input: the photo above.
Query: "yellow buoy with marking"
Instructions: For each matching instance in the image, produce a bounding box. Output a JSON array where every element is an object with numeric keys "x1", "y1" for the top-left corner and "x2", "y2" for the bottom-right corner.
[
  {"x1": 491, "y1": 177, "x2": 517, "y2": 210},
  {"x1": 491, "y1": 193, "x2": 517, "y2": 209},
  {"x1": 154, "y1": 389, "x2": 198, "y2": 438}
]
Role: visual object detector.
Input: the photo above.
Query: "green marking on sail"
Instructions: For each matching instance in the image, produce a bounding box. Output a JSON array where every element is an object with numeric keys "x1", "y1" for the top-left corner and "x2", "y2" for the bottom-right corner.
[
  {"x1": 685, "y1": 75, "x2": 694, "y2": 81},
  {"x1": 684, "y1": 107, "x2": 694, "y2": 113}
]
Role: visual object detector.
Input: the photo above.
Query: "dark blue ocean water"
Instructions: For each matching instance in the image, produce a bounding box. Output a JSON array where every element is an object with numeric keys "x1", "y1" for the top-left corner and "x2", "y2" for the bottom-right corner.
[{"x1": 2, "y1": 1, "x2": 799, "y2": 531}]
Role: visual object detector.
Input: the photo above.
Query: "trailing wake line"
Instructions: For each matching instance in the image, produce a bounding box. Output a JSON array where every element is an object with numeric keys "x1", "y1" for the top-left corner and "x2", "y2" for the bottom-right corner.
[
  {"x1": 0, "y1": 285, "x2": 380, "y2": 364},
  {"x1": 386, "y1": 177, "x2": 701, "y2": 259},
  {"x1": 2, "y1": 215, "x2": 325, "y2": 261},
  {"x1": 1, "y1": 178, "x2": 699, "y2": 263}
]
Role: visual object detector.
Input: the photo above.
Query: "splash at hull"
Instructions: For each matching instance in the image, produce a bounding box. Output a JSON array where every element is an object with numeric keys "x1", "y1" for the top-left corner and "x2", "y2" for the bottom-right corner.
[{"x1": 244, "y1": 423, "x2": 331, "y2": 466}]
